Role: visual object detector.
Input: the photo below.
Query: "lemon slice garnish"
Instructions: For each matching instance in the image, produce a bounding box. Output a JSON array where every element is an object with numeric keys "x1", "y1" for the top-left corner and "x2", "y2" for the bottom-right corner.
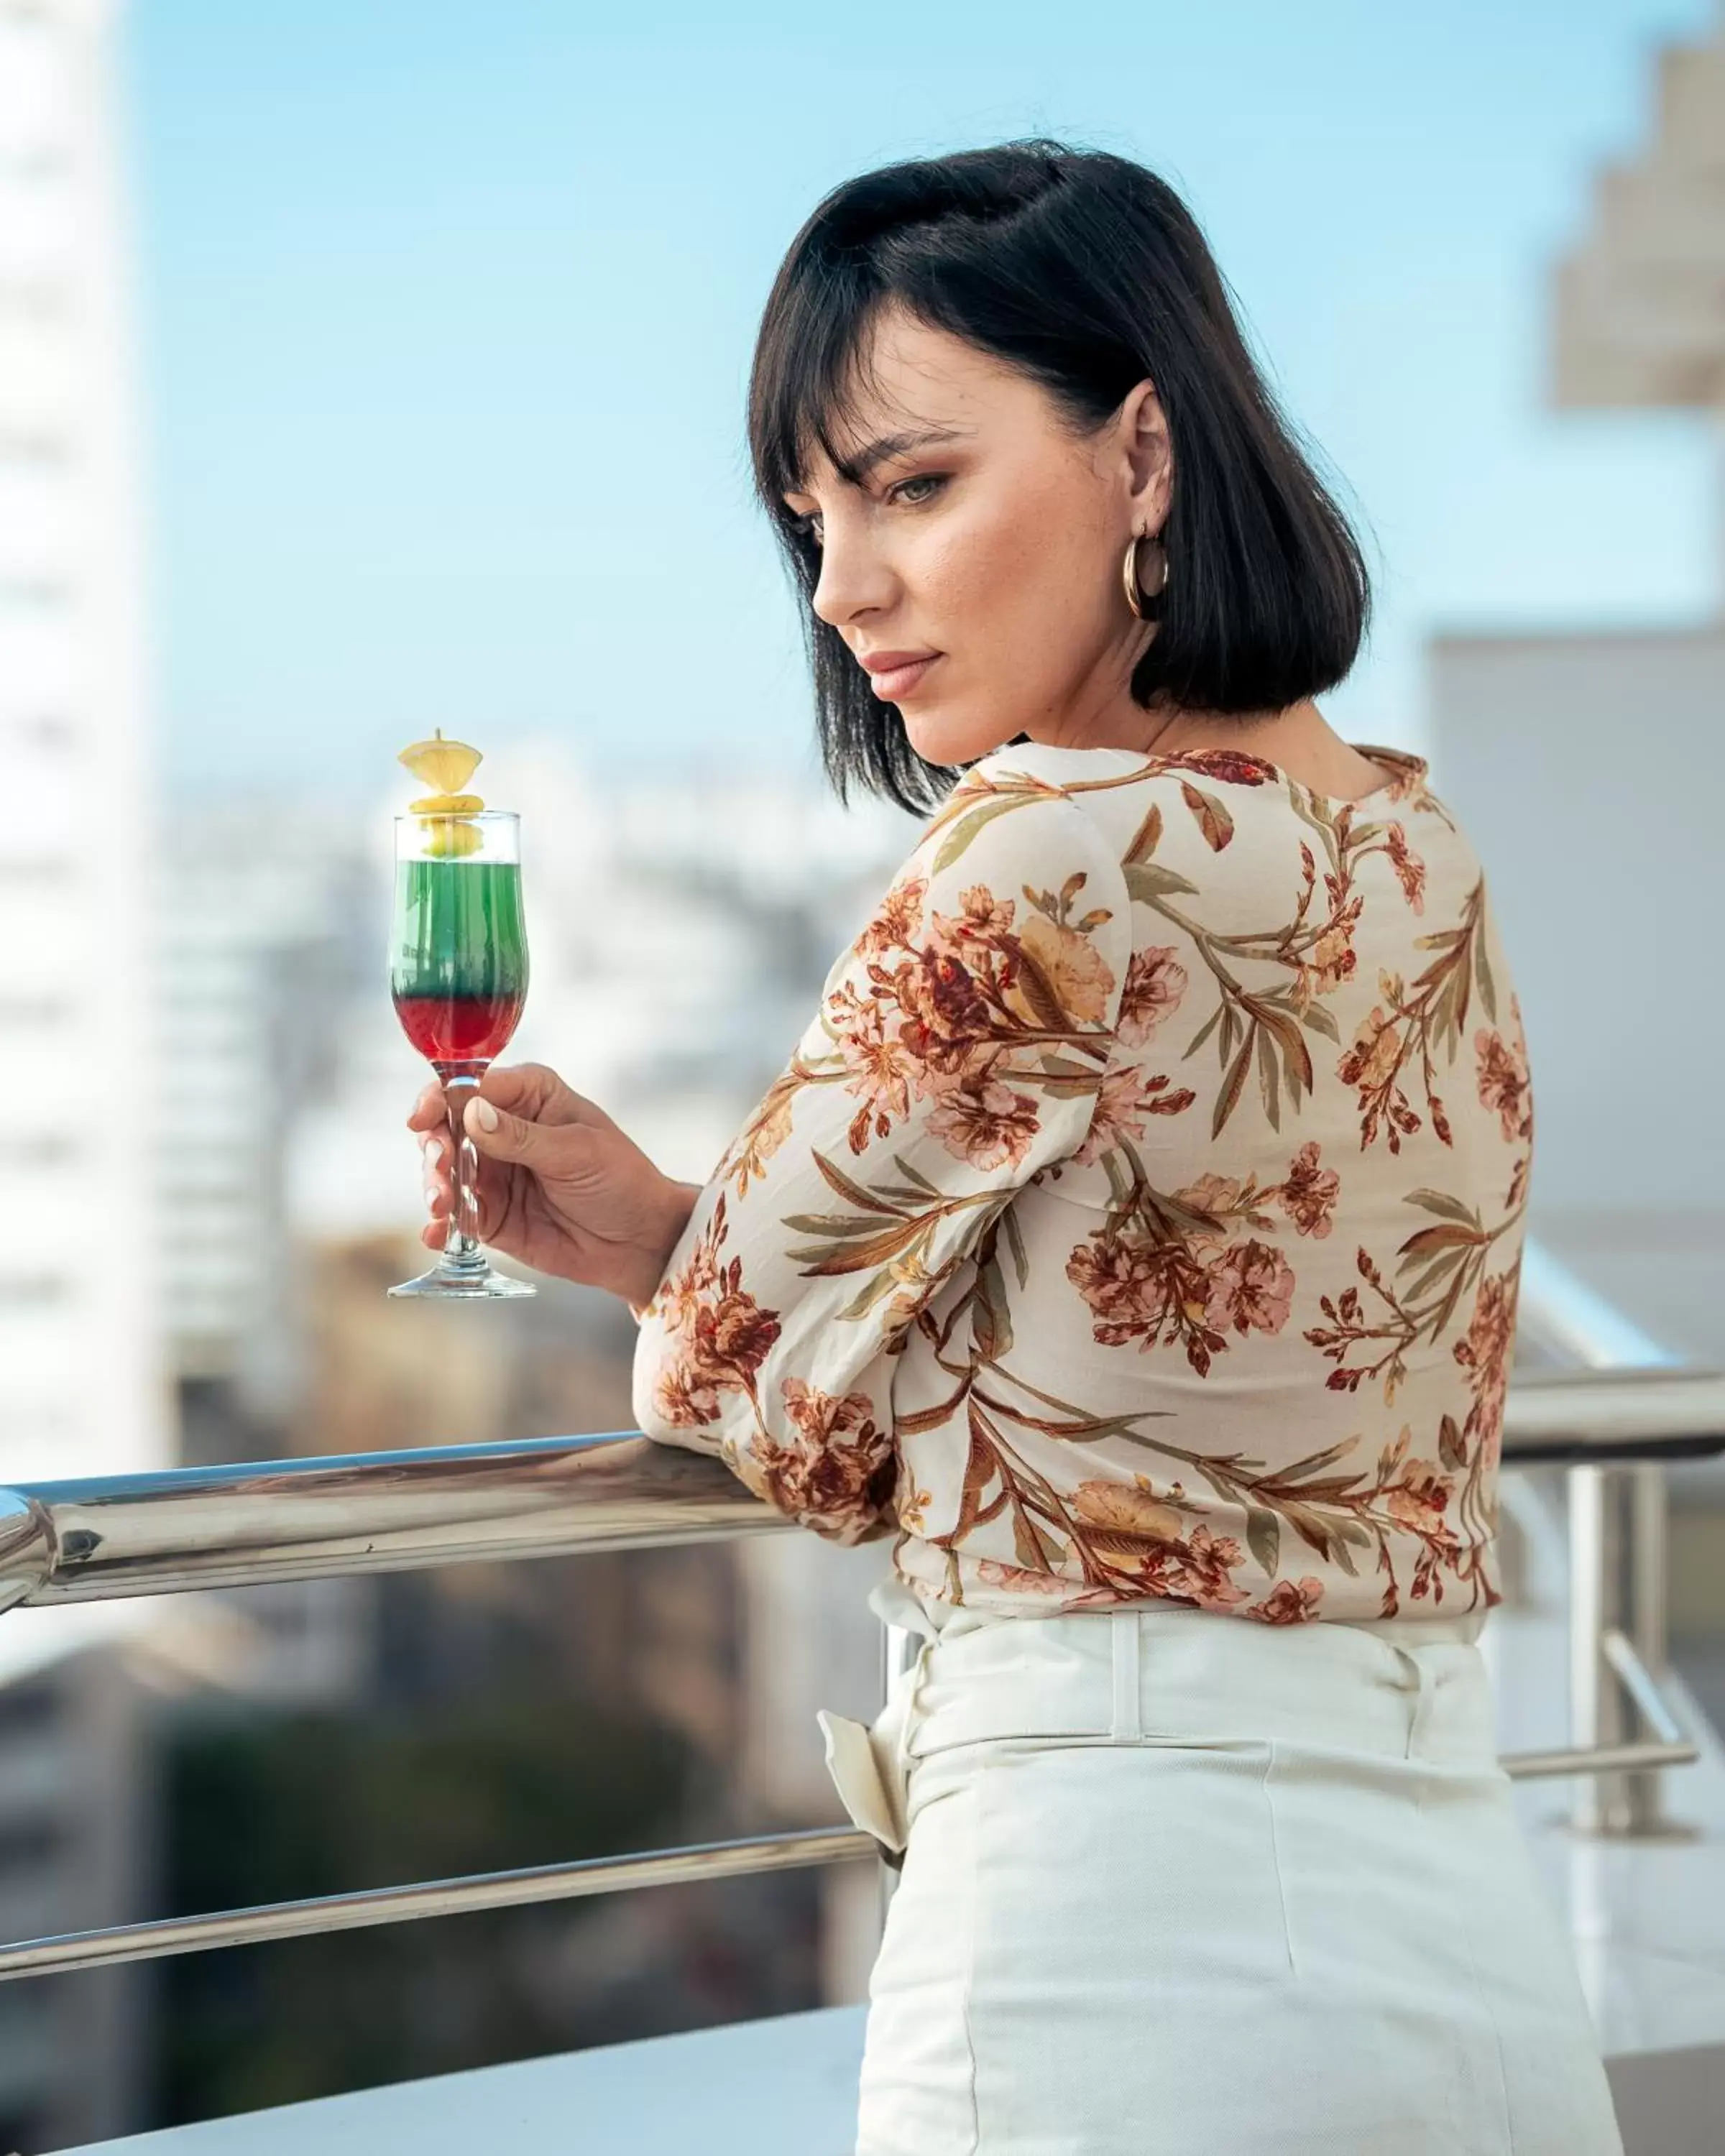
[
  {"x1": 423, "y1": 820, "x2": 484, "y2": 859},
  {"x1": 400, "y1": 733, "x2": 488, "y2": 857},
  {"x1": 398, "y1": 729, "x2": 483, "y2": 799}
]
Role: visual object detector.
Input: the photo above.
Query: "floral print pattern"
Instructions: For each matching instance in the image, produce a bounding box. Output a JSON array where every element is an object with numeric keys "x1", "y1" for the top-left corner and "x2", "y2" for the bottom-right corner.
[{"x1": 632, "y1": 742, "x2": 1530, "y2": 1624}]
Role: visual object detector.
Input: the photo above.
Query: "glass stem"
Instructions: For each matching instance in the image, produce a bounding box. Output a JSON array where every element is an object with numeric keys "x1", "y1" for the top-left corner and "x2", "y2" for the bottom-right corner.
[{"x1": 441, "y1": 1070, "x2": 485, "y2": 1268}]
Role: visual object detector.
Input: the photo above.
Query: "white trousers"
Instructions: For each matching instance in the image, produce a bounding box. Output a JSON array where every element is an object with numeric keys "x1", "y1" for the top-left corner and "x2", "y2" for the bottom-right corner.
[{"x1": 819, "y1": 1594, "x2": 1623, "y2": 2156}]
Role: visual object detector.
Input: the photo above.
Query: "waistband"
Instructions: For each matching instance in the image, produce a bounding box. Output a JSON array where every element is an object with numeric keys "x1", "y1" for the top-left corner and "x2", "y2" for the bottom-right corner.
[
  {"x1": 817, "y1": 1580, "x2": 1501, "y2": 1857},
  {"x1": 897, "y1": 1600, "x2": 1498, "y2": 1769}
]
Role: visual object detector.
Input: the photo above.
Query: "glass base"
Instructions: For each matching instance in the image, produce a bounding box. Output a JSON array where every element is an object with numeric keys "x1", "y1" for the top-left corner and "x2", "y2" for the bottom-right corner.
[{"x1": 388, "y1": 1257, "x2": 536, "y2": 1300}]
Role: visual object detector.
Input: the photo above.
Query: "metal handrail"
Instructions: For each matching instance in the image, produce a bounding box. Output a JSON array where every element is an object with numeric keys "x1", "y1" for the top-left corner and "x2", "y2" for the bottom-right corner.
[
  {"x1": 0, "y1": 1828, "x2": 876, "y2": 1984},
  {"x1": 1491, "y1": 1365, "x2": 1725, "y2": 1464},
  {"x1": 0, "y1": 1301, "x2": 1716, "y2": 1978},
  {"x1": 0, "y1": 1432, "x2": 779, "y2": 1613},
  {"x1": 3, "y1": 1367, "x2": 1722, "y2": 1614}
]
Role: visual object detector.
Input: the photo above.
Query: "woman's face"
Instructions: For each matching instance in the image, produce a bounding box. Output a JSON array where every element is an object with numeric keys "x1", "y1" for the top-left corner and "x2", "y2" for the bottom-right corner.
[{"x1": 781, "y1": 305, "x2": 1171, "y2": 767}]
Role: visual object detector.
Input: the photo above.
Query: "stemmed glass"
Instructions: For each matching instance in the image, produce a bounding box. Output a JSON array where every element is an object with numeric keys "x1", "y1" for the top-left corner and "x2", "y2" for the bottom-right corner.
[{"x1": 388, "y1": 808, "x2": 535, "y2": 1299}]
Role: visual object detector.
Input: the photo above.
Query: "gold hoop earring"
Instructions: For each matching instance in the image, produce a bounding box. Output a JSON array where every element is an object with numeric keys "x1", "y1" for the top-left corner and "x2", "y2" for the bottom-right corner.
[{"x1": 1122, "y1": 531, "x2": 1167, "y2": 620}]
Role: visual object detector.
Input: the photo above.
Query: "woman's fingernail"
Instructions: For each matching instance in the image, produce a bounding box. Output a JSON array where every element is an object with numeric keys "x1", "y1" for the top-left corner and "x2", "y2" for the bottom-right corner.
[
  {"x1": 469, "y1": 1097, "x2": 500, "y2": 1133},
  {"x1": 423, "y1": 1137, "x2": 443, "y2": 1168}
]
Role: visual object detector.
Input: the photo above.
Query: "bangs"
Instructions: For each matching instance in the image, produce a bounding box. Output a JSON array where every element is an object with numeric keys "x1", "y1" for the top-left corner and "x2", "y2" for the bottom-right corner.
[
  {"x1": 748, "y1": 255, "x2": 894, "y2": 508},
  {"x1": 745, "y1": 231, "x2": 958, "y2": 816}
]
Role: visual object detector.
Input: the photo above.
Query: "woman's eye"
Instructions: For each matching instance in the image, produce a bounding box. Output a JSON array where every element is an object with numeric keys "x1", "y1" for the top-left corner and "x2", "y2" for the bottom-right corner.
[
  {"x1": 888, "y1": 472, "x2": 947, "y2": 507},
  {"x1": 791, "y1": 512, "x2": 823, "y2": 546}
]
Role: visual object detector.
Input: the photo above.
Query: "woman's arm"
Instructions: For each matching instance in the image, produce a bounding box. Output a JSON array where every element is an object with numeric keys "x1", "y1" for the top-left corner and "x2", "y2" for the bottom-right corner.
[{"x1": 630, "y1": 784, "x2": 1132, "y2": 1544}]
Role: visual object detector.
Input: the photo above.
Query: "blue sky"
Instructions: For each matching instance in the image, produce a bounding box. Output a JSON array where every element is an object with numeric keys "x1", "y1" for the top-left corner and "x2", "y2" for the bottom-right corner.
[{"x1": 125, "y1": 0, "x2": 1720, "y2": 802}]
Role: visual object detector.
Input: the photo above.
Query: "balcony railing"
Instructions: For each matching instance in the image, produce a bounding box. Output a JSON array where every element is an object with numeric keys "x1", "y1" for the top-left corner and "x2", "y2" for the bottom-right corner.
[{"x1": 0, "y1": 1240, "x2": 1717, "y2": 1984}]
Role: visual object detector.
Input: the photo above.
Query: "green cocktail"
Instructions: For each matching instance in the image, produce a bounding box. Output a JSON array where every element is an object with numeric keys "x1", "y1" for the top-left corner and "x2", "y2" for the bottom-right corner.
[{"x1": 391, "y1": 856, "x2": 528, "y2": 1067}]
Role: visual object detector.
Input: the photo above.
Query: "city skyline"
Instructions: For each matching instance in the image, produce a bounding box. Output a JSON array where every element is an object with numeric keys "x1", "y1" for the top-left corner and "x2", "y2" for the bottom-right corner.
[{"x1": 126, "y1": 0, "x2": 1719, "y2": 803}]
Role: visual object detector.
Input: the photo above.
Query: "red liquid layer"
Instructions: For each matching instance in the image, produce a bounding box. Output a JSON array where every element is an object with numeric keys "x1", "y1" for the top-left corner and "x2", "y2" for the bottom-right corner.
[{"x1": 394, "y1": 991, "x2": 524, "y2": 1065}]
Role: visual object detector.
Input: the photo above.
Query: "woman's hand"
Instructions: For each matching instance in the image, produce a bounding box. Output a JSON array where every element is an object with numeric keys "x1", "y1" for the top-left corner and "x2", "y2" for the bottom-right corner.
[{"x1": 407, "y1": 1062, "x2": 701, "y2": 1308}]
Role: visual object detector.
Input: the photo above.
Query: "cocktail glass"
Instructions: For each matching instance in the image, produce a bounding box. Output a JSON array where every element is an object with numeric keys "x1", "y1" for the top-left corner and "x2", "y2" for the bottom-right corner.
[{"x1": 388, "y1": 808, "x2": 535, "y2": 1299}]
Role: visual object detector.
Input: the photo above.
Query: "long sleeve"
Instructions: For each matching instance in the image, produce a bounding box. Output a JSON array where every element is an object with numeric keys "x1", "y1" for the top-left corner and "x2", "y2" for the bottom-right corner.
[{"x1": 630, "y1": 778, "x2": 1133, "y2": 1544}]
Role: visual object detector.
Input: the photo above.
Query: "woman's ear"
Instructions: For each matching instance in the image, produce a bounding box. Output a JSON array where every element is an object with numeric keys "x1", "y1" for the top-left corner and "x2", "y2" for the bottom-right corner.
[{"x1": 1120, "y1": 379, "x2": 1173, "y2": 533}]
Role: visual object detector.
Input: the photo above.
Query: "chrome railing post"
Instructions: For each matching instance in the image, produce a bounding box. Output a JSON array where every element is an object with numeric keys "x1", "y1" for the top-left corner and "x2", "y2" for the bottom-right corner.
[
  {"x1": 1625, "y1": 1460, "x2": 1676, "y2": 1830},
  {"x1": 1568, "y1": 1463, "x2": 1631, "y2": 1835},
  {"x1": 1520, "y1": 1241, "x2": 1686, "y2": 1838}
]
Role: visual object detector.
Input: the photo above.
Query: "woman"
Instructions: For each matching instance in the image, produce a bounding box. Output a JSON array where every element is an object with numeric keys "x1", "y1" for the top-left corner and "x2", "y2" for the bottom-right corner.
[{"x1": 412, "y1": 143, "x2": 1621, "y2": 2155}]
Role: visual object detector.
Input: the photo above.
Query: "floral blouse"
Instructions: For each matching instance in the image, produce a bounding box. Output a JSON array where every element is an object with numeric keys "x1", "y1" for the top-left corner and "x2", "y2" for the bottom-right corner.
[{"x1": 630, "y1": 740, "x2": 1530, "y2": 1626}]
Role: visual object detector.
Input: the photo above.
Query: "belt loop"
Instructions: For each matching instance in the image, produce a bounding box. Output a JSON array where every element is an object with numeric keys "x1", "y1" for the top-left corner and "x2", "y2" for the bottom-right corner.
[
  {"x1": 1394, "y1": 1642, "x2": 1437, "y2": 1761},
  {"x1": 893, "y1": 1634, "x2": 936, "y2": 1766},
  {"x1": 1110, "y1": 1610, "x2": 1144, "y2": 1738}
]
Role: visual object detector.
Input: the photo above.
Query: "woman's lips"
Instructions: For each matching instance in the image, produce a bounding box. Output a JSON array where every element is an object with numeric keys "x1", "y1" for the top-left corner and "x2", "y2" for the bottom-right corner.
[{"x1": 868, "y1": 653, "x2": 942, "y2": 701}]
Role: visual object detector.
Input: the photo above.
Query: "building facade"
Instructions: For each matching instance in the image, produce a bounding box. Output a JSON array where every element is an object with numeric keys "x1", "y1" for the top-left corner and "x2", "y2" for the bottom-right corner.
[{"x1": 0, "y1": 0, "x2": 167, "y2": 1486}]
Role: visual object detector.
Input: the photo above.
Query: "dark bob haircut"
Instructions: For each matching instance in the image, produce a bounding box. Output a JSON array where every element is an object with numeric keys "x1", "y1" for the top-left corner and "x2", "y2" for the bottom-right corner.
[{"x1": 747, "y1": 139, "x2": 1372, "y2": 815}]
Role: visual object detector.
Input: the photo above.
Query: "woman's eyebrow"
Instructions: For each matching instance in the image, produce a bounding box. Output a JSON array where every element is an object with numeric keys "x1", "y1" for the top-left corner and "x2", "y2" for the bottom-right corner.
[{"x1": 831, "y1": 426, "x2": 969, "y2": 487}]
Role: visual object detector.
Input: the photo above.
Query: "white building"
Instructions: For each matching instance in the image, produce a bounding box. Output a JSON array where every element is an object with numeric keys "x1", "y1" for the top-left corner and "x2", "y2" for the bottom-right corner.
[{"x1": 0, "y1": 0, "x2": 167, "y2": 1487}]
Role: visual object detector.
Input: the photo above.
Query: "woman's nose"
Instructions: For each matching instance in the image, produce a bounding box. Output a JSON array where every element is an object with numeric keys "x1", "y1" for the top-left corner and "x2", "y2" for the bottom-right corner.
[{"x1": 810, "y1": 528, "x2": 896, "y2": 629}]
